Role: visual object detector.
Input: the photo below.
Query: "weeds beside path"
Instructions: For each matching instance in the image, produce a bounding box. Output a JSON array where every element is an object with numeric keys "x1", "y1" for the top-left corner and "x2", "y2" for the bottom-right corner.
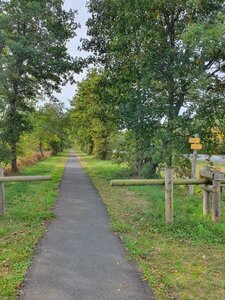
[
  {"x1": 77, "y1": 152, "x2": 225, "y2": 300},
  {"x1": 0, "y1": 153, "x2": 67, "y2": 300}
]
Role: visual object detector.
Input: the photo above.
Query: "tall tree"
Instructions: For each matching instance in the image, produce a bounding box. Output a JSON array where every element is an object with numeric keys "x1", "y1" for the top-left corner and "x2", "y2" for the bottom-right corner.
[
  {"x1": 32, "y1": 103, "x2": 69, "y2": 155},
  {"x1": 84, "y1": 0, "x2": 225, "y2": 168},
  {"x1": 0, "y1": 0, "x2": 80, "y2": 171},
  {"x1": 70, "y1": 70, "x2": 117, "y2": 159}
]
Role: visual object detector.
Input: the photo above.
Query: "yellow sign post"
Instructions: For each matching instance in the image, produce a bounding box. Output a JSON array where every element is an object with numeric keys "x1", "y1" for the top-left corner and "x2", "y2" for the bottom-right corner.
[
  {"x1": 189, "y1": 135, "x2": 202, "y2": 195},
  {"x1": 189, "y1": 137, "x2": 201, "y2": 144},
  {"x1": 191, "y1": 144, "x2": 202, "y2": 150}
]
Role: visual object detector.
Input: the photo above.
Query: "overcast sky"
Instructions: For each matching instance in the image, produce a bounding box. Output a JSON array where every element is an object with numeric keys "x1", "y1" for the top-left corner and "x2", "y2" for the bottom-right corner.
[{"x1": 54, "y1": 0, "x2": 90, "y2": 107}]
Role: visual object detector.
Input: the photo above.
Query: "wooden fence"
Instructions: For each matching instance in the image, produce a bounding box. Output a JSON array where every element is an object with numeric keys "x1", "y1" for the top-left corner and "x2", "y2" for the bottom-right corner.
[
  {"x1": 110, "y1": 167, "x2": 224, "y2": 224},
  {"x1": 0, "y1": 168, "x2": 52, "y2": 215}
]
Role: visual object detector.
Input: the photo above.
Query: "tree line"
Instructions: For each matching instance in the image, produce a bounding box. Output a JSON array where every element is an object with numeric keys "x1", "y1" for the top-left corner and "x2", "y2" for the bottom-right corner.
[
  {"x1": 0, "y1": 0, "x2": 80, "y2": 171},
  {"x1": 70, "y1": 0, "x2": 225, "y2": 178},
  {"x1": 0, "y1": 0, "x2": 224, "y2": 178}
]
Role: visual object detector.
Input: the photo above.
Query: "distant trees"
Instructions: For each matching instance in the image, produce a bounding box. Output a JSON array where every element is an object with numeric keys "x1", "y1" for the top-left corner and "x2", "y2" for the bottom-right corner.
[
  {"x1": 7, "y1": 102, "x2": 70, "y2": 165},
  {"x1": 70, "y1": 71, "x2": 117, "y2": 160},
  {"x1": 1, "y1": 0, "x2": 224, "y2": 176},
  {"x1": 0, "y1": 0, "x2": 80, "y2": 171},
  {"x1": 77, "y1": 0, "x2": 225, "y2": 176},
  {"x1": 31, "y1": 103, "x2": 70, "y2": 156}
]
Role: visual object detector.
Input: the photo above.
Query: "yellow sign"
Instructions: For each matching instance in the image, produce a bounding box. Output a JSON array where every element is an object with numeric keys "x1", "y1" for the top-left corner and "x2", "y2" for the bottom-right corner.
[
  {"x1": 191, "y1": 144, "x2": 202, "y2": 150},
  {"x1": 189, "y1": 137, "x2": 200, "y2": 144}
]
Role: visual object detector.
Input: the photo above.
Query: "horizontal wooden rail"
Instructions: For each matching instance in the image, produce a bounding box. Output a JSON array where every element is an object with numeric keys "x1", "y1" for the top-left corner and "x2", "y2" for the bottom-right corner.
[
  {"x1": 111, "y1": 167, "x2": 225, "y2": 224},
  {"x1": 110, "y1": 178, "x2": 212, "y2": 186},
  {"x1": 0, "y1": 176, "x2": 52, "y2": 183},
  {"x1": 0, "y1": 169, "x2": 52, "y2": 216}
]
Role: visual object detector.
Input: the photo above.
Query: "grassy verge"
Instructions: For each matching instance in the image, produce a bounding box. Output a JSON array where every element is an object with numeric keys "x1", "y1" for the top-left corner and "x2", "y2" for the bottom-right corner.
[
  {"x1": 0, "y1": 153, "x2": 67, "y2": 300},
  {"x1": 77, "y1": 152, "x2": 225, "y2": 300}
]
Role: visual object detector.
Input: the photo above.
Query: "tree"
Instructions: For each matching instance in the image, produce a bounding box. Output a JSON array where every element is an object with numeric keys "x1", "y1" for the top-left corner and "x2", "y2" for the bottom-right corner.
[
  {"x1": 70, "y1": 70, "x2": 117, "y2": 159},
  {"x1": 32, "y1": 103, "x2": 69, "y2": 156},
  {"x1": 84, "y1": 0, "x2": 225, "y2": 169},
  {"x1": 0, "y1": 0, "x2": 80, "y2": 171}
]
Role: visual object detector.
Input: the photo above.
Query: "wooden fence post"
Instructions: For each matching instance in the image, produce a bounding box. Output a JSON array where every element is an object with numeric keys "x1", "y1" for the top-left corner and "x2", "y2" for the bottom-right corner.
[
  {"x1": 202, "y1": 189, "x2": 210, "y2": 215},
  {"x1": 165, "y1": 168, "x2": 173, "y2": 224},
  {"x1": 212, "y1": 174, "x2": 221, "y2": 222},
  {"x1": 189, "y1": 149, "x2": 198, "y2": 195},
  {"x1": 0, "y1": 168, "x2": 4, "y2": 215}
]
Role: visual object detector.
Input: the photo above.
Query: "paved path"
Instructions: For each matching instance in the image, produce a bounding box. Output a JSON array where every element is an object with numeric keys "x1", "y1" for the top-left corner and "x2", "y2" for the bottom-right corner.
[{"x1": 20, "y1": 151, "x2": 154, "y2": 300}]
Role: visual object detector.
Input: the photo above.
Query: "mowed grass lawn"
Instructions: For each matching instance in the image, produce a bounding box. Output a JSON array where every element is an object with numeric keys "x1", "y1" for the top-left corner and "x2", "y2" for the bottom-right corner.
[
  {"x1": 0, "y1": 153, "x2": 67, "y2": 300},
  {"x1": 77, "y1": 152, "x2": 225, "y2": 300}
]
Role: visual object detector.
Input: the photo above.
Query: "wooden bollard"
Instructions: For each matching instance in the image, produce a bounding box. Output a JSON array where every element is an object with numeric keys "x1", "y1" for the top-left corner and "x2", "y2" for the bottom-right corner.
[
  {"x1": 202, "y1": 190, "x2": 211, "y2": 215},
  {"x1": 212, "y1": 175, "x2": 221, "y2": 222},
  {"x1": 212, "y1": 180, "x2": 220, "y2": 222},
  {"x1": 0, "y1": 168, "x2": 4, "y2": 215},
  {"x1": 165, "y1": 168, "x2": 173, "y2": 224},
  {"x1": 212, "y1": 170, "x2": 224, "y2": 222},
  {"x1": 200, "y1": 184, "x2": 213, "y2": 215},
  {"x1": 189, "y1": 149, "x2": 198, "y2": 195}
]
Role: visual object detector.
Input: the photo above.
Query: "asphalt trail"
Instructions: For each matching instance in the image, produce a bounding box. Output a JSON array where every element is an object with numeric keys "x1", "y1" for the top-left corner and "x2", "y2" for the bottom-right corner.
[{"x1": 20, "y1": 151, "x2": 154, "y2": 300}]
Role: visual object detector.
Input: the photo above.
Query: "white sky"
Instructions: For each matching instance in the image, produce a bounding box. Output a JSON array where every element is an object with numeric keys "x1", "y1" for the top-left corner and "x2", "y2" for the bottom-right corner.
[{"x1": 54, "y1": 0, "x2": 90, "y2": 107}]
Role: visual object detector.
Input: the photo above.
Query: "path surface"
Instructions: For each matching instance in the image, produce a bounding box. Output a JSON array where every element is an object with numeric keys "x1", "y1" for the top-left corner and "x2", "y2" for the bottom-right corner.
[{"x1": 20, "y1": 151, "x2": 153, "y2": 300}]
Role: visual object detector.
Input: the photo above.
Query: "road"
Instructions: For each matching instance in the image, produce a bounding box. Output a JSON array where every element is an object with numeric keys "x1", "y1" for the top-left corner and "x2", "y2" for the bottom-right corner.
[
  {"x1": 20, "y1": 151, "x2": 153, "y2": 300},
  {"x1": 197, "y1": 154, "x2": 225, "y2": 162}
]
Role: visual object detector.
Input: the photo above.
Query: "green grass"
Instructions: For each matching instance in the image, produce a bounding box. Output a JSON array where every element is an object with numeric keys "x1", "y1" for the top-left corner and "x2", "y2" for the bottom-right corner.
[
  {"x1": 77, "y1": 151, "x2": 225, "y2": 300},
  {"x1": 0, "y1": 153, "x2": 67, "y2": 300}
]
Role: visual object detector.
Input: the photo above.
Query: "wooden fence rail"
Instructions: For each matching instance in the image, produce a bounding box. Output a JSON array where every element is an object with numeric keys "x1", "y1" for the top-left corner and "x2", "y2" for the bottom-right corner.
[
  {"x1": 0, "y1": 176, "x2": 52, "y2": 183},
  {"x1": 0, "y1": 168, "x2": 52, "y2": 215},
  {"x1": 110, "y1": 178, "x2": 211, "y2": 186},
  {"x1": 110, "y1": 167, "x2": 224, "y2": 224}
]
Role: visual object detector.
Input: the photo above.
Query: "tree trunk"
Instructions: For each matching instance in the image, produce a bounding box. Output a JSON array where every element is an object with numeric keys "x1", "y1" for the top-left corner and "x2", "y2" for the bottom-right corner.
[
  {"x1": 163, "y1": 138, "x2": 173, "y2": 168},
  {"x1": 167, "y1": 153, "x2": 173, "y2": 168},
  {"x1": 135, "y1": 146, "x2": 143, "y2": 177},
  {"x1": 39, "y1": 142, "x2": 44, "y2": 158},
  {"x1": 136, "y1": 158, "x2": 142, "y2": 177},
  {"x1": 149, "y1": 162, "x2": 158, "y2": 178},
  {"x1": 7, "y1": 80, "x2": 21, "y2": 173},
  {"x1": 11, "y1": 143, "x2": 18, "y2": 173}
]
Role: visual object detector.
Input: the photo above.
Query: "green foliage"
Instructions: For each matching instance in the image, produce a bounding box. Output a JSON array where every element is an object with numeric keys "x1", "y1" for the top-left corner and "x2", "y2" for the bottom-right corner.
[
  {"x1": 0, "y1": 0, "x2": 80, "y2": 171},
  {"x1": 173, "y1": 156, "x2": 192, "y2": 178},
  {"x1": 83, "y1": 0, "x2": 225, "y2": 169},
  {"x1": 0, "y1": 142, "x2": 11, "y2": 166},
  {"x1": 140, "y1": 163, "x2": 160, "y2": 179},
  {"x1": 110, "y1": 131, "x2": 160, "y2": 178},
  {"x1": 110, "y1": 131, "x2": 135, "y2": 166},
  {"x1": 70, "y1": 70, "x2": 117, "y2": 160},
  {"x1": 17, "y1": 132, "x2": 38, "y2": 158},
  {"x1": 32, "y1": 103, "x2": 69, "y2": 155}
]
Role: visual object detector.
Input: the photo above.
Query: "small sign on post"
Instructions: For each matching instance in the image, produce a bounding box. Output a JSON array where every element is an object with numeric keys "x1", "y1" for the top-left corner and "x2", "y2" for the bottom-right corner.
[
  {"x1": 189, "y1": 137, "x2": 200, "y2": 144},
  {"x1": 191, "y1": 144, "x2": 202, "y2": 150}
]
